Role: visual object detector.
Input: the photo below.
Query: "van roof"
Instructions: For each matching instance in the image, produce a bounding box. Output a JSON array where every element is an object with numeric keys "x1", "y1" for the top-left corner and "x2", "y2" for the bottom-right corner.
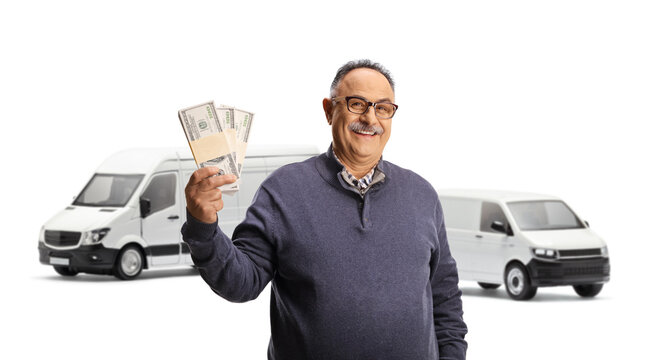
[
  {"x1": 96, "y1": 145, "x2": 320, "y2": 174},
  {"x1": 438, "y1": 189, "x2": 561, "y2": 203}
]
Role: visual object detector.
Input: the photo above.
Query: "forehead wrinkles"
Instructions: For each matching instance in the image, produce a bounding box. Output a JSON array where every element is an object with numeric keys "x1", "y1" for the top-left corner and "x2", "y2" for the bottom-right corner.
[{"x1": 336, "y1": 69, "x2": 394, "y2": 102}]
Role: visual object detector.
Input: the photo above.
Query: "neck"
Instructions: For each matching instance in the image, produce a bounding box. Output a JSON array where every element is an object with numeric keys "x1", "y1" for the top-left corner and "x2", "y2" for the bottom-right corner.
[{"x1": 333, "y1": 146, "x2": 379, "y2": 179}]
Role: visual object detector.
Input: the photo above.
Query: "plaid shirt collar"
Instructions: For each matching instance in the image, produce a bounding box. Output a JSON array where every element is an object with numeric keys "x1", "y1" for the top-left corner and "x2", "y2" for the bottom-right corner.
[{"x1": 332, "y1": 147, "x2": 377, "y2": 191}]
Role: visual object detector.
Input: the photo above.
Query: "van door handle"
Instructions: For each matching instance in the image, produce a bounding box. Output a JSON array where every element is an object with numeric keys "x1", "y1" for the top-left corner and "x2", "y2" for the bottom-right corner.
[
  {"x1": 167, "y1": 215, "x2": 179, "y2": 220},
  {"x1": 475, "y1": 235, "x2": 483, "y2": 238}
]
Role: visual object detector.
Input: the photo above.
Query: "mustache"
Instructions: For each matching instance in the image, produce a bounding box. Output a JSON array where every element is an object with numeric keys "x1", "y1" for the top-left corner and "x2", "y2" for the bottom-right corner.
[{"x1": 348, "y1": 121, "x2": 384, "y2": 135}]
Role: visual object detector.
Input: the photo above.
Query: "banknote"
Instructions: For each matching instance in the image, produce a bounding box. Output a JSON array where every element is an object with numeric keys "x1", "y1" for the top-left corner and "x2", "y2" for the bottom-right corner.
[
  {"x1": 218, "y1": 105, "x2": 254, "y2": 175},
  {"x1": 178, "y1": 101, "x2": 239, "y2": 191},
  {"x1": 233, "y1": 108, "x2": 254, "y2": 175},
  {"x1": 215, "y1": 107, "x2": 238, "y2": 175}
]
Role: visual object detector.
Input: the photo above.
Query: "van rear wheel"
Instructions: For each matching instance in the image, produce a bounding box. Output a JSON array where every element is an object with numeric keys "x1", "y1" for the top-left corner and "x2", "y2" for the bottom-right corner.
[
  {"x1": 114, "y1": 245, "x2": 144, "y2": 280},
  {"x1": 504, "y1": 263, "x2": 537, "y2": 300},
  {"x1": 54, "y1": 266, "x2": 78, "y2": 276},
  {"x1": 573, "y1": 284, "x2": 603, "y2": 298},
  {"x1": 478, "y1": 282, "x2": 501, "y2": 290}
]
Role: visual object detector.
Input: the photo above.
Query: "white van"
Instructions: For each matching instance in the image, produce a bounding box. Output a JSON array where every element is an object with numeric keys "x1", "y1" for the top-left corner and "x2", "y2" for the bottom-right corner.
[
  {"x1": 439, "y1": 189, "x2": 610, "y2": 300},
  {"x1": 38, "y1": 145, "x2": 319, "y2": 280}
]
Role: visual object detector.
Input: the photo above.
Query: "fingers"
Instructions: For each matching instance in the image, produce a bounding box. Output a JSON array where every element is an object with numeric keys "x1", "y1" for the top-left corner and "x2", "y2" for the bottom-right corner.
[
  {"x1": 184, "y1": 167, "x2": 238, "y2": 224},
  {"x1": 185, "y1": 184, "x2": 223, "y2": 224},
  {"x1": 187, "y1": 166, "x2": 222, "y2": 186},
  {"x1": 197, "y1": 174, "x2": 238, "y2": 192}
]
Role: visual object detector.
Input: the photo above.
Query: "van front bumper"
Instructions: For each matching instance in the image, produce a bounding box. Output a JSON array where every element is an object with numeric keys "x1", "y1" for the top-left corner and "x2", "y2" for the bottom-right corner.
[
  {"x1": 526, "y1": 257, "x2": 610, "y2": 286},
  {"x1": 39, "y1": 243, "x2": 119, "y2": 274}
]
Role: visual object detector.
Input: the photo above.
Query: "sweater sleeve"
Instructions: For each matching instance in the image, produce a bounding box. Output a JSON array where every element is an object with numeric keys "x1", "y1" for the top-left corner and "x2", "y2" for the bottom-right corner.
[
  {"x1": 431, "y1": 197, "x2": 468, "y2": 359},
  {"x1": 181, "y1": 186, "x2": 278, "y2": 303}
]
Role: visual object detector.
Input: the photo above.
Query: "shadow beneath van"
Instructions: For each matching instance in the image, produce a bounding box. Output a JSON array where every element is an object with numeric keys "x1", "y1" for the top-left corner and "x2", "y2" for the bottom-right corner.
[
  {"x1": 461, "y1": 285, "x2": 607, "y2": 302},
  {"x1": 36, "y1": 267, "x2": 200, "y2": 282}
]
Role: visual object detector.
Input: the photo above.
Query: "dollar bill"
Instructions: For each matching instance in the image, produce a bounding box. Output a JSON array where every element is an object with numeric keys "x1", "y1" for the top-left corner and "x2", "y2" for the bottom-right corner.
[
  {"x1": 215, "y1": 106, "x2": 238, "y2": 176},
  {"x1": 233, "y1": 108, "x2": 254, "y2": 175},
  {"x1": 178, "y1": 101, "x2": 239, "y2": 191},
  {"x1": 217, "y1": 106, "x2": 235, "y2": 129}
]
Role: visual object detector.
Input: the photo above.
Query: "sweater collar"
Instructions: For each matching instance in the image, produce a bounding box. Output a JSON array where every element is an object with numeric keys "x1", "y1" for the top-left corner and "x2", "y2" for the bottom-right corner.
[{"x1": 316, "y1": 143, "x2": 387, "y2": 192}]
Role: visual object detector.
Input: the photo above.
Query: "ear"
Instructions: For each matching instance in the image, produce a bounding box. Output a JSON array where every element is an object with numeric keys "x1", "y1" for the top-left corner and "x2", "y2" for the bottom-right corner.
[{"x1": 322, "y1": 98, "x2": 333, "y2": 125}]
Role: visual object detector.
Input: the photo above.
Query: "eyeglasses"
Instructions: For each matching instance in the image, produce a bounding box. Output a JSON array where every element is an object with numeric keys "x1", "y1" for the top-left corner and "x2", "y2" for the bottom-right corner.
[{"x1": 331, "y1": 96, "x2": 399, "y2": 119}]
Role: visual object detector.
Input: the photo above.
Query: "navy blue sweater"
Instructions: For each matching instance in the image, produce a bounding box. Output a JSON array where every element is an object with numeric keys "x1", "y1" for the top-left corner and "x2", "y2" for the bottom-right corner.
[{"x1": 182, "y1": 147, "x2": 468, "y2": 359}]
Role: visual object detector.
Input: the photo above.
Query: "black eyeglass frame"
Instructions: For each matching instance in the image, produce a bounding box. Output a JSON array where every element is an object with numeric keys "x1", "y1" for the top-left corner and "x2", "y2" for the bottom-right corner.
[{"x1": 331, "y1": 96, "x2": 399, "y2": 119}]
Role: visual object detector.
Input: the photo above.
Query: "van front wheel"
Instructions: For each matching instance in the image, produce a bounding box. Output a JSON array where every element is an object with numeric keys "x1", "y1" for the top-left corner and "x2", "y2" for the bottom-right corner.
[
  {"x1": 114, "y1": 245, "x2": 144, "y2": 280},
  {"x1": 573, "y1": 284, "x2": 603, "y2": 298},
  {"x1": 504, "y1": 263, "x2": 537, "y2": 300}
]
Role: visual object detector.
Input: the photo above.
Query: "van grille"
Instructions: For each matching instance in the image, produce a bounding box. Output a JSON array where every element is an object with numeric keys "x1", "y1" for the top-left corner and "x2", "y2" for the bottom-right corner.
[
  {"x1": 45, "y1": 230, "x2": 81, "y2": 247},
  {"x1": 563, "y1": 264, "x2": 607, "y2": 276},
  {"x1": 558, "y1": 248, "x2": 602, "y2": 258},
  {"x1": 533, "y1": 259, "x2": 610, "y2": 278}
]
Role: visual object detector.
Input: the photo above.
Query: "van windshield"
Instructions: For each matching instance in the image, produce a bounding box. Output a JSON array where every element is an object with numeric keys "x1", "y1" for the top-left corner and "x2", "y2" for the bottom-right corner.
[
  {"x1": 73, "y1": 174, "x2": 144, "y2": 207},
  {"x1": 507, "y1": 200, "x2": 584, "y2": 231}
]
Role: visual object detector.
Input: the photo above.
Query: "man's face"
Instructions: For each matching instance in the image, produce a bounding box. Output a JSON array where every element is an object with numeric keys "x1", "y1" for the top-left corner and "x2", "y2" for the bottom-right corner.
[{"x1": 323, "y1": 68, "x2": 395, "y2": 165}]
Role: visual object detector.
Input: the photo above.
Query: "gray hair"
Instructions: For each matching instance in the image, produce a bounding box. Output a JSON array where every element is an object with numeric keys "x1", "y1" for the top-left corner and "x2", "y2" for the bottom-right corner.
[{"x1": 330, "y1": 59, "x2": 395, "y2": 97}]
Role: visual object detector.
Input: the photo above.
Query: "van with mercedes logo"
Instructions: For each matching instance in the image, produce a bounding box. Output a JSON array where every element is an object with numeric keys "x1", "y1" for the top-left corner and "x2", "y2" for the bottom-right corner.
[
  {"x1": 439, "y1": 189, "x2": 610, "y2": 300},
  {"x1": 38, "y1": 145, "x2": 318, "y2": 279}
]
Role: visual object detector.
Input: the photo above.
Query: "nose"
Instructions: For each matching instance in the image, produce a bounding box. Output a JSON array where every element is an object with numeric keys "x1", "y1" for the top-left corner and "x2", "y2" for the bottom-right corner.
[{"x1": 359, "y1": 105, "x2": 379, "y2": 125}]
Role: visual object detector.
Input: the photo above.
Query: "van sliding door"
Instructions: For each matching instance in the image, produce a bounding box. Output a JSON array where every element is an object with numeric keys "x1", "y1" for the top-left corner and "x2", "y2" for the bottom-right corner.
[{"x1": 140, "y1": 172, "x2": 181, "y2": 266}]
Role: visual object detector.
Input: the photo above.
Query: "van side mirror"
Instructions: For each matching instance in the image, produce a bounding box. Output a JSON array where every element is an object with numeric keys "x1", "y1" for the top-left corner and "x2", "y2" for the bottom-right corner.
[
  {"x1": 491, "y1": 220, "x2": 513, "y2": 236},
  {"x1": 584, "y1": 220, "x2": 590, "y2": 227},
  {"x1": 140, "y1": 197, "x2": 151, "y2": 218}
]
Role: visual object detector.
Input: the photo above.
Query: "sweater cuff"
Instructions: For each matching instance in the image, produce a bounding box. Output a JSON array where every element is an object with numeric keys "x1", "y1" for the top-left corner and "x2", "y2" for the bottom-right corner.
[{"x1": 182, "y1": 209, "x2": 218, "y2": 244}]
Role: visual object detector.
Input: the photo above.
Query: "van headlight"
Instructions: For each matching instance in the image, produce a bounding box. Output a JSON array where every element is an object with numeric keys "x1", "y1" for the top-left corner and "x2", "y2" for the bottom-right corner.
[
  {"x1": 81, "y1": 228, "x2": 110, "y2": 245},
  {"x1": 532, "y1": 248, "x2": 558, "y2": 260},
  {"x1": 600, "y1": 246, "x2": 609, "y2": 257}
]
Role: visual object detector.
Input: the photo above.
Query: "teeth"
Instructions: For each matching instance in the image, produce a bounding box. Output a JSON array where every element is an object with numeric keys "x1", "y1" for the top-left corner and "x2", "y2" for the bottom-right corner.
[{"x1": 355, "y1": 130, "x2": 375, "y2": 135}]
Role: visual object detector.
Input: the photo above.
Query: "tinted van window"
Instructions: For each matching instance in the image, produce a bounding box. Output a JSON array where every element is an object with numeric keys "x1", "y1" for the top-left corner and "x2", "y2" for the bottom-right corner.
[
  {"x1": 142, "y1": 173, "x2": 177, "y2": 214},
  {"x1": 480, "y1": 201, "x2": 509, "y2": 233},
  {"x1": 508, "y1": 200, "x2": 584, "y2": 230}
]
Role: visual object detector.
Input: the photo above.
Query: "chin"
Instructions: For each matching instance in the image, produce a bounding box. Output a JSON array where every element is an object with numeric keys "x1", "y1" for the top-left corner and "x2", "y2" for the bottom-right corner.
[{"x1": 351, "y1": 147, "x2": 380, "y2": 159}]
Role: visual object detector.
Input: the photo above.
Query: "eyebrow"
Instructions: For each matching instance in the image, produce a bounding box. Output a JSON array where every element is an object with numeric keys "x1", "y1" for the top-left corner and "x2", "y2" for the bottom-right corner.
[{"x1": 352, "y1": 95, "x2": 394, "y2": 103}]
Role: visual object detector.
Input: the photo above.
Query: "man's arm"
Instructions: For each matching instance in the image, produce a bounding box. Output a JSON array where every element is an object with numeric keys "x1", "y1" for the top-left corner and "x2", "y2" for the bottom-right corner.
[
  {"x1": 431, "y1": 198, "x2": 468, "y2": 359},
  {"x1": 181, "y1": 167, "x2": 276, "y2": 303}
]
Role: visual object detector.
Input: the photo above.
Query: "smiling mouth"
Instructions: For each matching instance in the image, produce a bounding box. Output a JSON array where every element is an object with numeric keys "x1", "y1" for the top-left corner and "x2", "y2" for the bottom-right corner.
[{"x1": 353, "y1": 129, "x2": 377, "y2": 136}]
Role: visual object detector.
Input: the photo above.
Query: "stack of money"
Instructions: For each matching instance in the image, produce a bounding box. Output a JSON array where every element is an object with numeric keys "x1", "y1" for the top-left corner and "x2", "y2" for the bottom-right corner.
[{"x1": 178, "y1": 101, "x2": 254, "y2": 193}]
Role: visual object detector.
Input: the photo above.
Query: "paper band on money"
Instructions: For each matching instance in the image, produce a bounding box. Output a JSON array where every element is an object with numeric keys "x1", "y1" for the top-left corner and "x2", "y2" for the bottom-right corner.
[
  {"x1": 178, "y1": 101, "x2": 240, "y2": 192},
  {"x1": 189, "y1": 132, "x2": 233, "y2": 164}
]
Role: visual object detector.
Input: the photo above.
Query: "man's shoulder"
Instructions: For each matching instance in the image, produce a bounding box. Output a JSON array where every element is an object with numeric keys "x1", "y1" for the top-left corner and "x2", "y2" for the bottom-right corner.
[
  {"x1": 381, "y1": 159, "x2": 440, "y2": 201},
  {"x1": 382, "y1": 160, "x2": 435, "y2": 189}
]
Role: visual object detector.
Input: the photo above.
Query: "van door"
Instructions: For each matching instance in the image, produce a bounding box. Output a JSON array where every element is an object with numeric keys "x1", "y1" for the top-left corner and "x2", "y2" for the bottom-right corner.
[
  {"x1": 181, "y1": 168, "x2": 195, "y2": 265},
  {"x1": 476, "y1": 201, "x2": 512, "y2": 283},
  {"x1": 440, "y1": 198, "x2": 481, "y2": 278},
  {"x1": 140, "y1": 172, "x2": 181, "y2": 266},
  {"x1": 214, "y1": 156, "x2": 268, "y2": 238}
]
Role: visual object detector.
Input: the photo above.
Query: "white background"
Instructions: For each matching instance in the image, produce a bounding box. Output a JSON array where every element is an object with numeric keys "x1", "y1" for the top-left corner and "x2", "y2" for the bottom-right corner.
[{"x1": 1, "y1": 1, "x2": 653, "y2": 359}]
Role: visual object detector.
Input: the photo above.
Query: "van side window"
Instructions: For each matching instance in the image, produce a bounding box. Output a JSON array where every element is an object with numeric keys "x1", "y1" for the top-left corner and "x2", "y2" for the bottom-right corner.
[
  {"x1": 440, "y1": 198, "x2": 481, "y2": 231},
  {"x1": 480, "y1": 202, "x2": 509, "y2": 233},
  {"x1": 142, "y1": 173, "x2": 177, "y2": 214}
]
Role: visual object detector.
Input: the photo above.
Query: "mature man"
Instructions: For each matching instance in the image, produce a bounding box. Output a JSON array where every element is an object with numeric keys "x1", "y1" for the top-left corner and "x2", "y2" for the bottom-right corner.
[{"x1": 182, "y1": 60, "x2": 468, "y2": 359}]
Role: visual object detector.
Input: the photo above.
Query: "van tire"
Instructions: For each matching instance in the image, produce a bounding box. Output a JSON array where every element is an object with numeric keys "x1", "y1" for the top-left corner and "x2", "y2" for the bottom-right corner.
[
  {"x1": 114, "y1": 245, "x2": 144, "y2": 280},
  {"x1": 573, "y1": 284, "x2": 603, "y2": 298},
  {"x1": 478, "y1": 282, "x2": 501, "y2": 290},
  {"x1": 54, "y1": 266, "x2": 78, "y2": 276},
  {"x1": 504, "y1": 263, "x2": 537, "y2": 300}
]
